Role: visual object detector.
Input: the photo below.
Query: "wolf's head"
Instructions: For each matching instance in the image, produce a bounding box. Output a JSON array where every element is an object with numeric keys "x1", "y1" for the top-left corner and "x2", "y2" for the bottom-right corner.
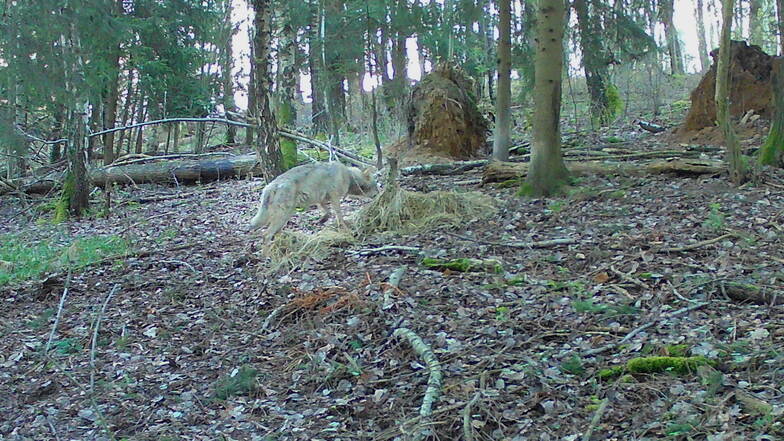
[{"x1": 348, "y1": 166, "x2": 379, "y2": 198}]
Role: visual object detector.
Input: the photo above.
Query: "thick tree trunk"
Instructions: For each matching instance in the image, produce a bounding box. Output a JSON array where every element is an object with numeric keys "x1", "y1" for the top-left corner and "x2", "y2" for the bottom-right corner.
[
  {"x1": 716, "y1": 0, "x2": 747, "y2": 184},
  {"x1": 760, "y1": 57, "x2": 784, "y2": 166},
  {"x1": 696, "y1": 0, "x2": 710, "y2": 72},
  {"x1": 524, "y1": 0, "x2": 569, "y2": 196},
  {"x1": 492, "y1": 0, "x2": 511, "y2": 161},
  {"x1": 251, "y1": 0, "x2": 284, "y2": 181}
]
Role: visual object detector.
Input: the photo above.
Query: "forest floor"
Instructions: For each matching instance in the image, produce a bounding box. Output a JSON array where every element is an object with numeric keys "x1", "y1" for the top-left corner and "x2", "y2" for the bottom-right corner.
[{"x1": 1, "y1": 122, "x2": 783, "y2": 441}]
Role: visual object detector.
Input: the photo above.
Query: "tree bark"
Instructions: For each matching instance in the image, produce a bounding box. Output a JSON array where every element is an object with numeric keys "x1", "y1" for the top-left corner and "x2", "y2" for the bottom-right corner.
[
  {"x1": 759, "y1": 57, "x2": 784, "y2": 166},
  {"x1": 778, "y1": 0, "x2": 784, "y2": 55},
  {"x1": 251, "y1": 0, "x2": 284, "y2": 181},
  {"x1": 716, "y1": 0, "x2": 747, "y2": 184},
  {"x1": 221, "y1": 0, "x2": 237, "y2": 146},
  {"x1": 660, "y1": 0, "x2": 685, "y2": 75},
  {"x1": 308, "y1": 0, "x2": 328, "y2": 133},
  {"x1": 277, "y1": 5, "x2": 298, "y2": 169},
  {"x1": 696, "y1": 0, "x2": 711, "y2": 72},
  {"x1": 492, "y1": 0, "x2": 511, "y2": 161},
  {"x1": 573, "y1": 0, "x2": 613, "y2": 125},
  {"x1": 748, "y1": 0, "x2": 763, "y2": 47},
  {"x1": 524, "y1": 0, "x2": 569, "y2": 196}
]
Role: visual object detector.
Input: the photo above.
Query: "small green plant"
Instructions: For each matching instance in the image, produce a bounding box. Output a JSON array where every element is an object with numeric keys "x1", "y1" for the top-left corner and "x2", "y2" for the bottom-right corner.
[
  {"x1": 495, "y1": 306, "x2": 510, "y2": 321},
  {"x1": 560, "y1": 355, "x2": 585, "y2": 376},
  {"x1": 546, "y1": 200, "x2": 566, "y2": 213},
  {"x1": 701, "y1": 203, "x2": 725, "y2": 232},
  {"x1": 26, "y1": 309, "x2": 54, "y2": 330},
  {"x1": 213, "y1": 366, "x2": 259, "y2": 400},
  {"x1": 52, "y1": 338, "x2": 82, "y2": 355}
]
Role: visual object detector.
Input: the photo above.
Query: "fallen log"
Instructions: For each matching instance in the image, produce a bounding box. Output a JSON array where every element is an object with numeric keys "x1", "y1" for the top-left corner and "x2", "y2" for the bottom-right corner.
[
  {"x1": 481, "y1": 158, "x2": 725, "y2": 185},
  {"x1": 2, "y1": 154, "x2": 262, "y2": 195}
]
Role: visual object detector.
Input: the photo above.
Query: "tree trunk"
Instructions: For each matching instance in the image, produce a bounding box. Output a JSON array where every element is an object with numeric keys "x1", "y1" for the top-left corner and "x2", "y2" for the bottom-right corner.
[
  {"x1": 308, "y1": 0, "x2": 328, "y2": 133},
  {"x1": 277, "y1": 6, "x2": 298, "y2": 169},
  {"x1": 523, "y1": 0, "x2": 569, "y2": 196},
  {"x1": 101, "y1": 0, "x2": 123, "y2": 166},
  {"x1": 492, "y1": 0, "x2": 511, "y2": 161},
  {"x1": 696, "y1": 0, "x2": 711, "y2": 72},
  {"x1": 88, "y1": 101, "x2": 102, "y2": 160},
  {"x1": 251, "y1": 0, "x2": 284, "y2": 181},
  {"x1": 245, "y1": 32, "x2": 256, "y2": 147},
  {"x1": 660, "y1": 0, "x2": 685, "y2": 75},
  {"x1": 116, "y1": 68, "x2": 135, "y2": 158},
  {"x1": 221, "y1": 0, "x2": 237, "y2": 145},
  {"x1": 778, "y1": 0, "x2": 784, "y2": 55},
  {"x1": 748, "y1": 0, "x2": 763, "y2": 46},
  {"x1": 134, "y1": 100, "x2": 147, "y2": 154},
  {"x1": 574, "y1": 0, "x2": 613, "y2": 125},
  {"x1": 760, "y1": 57, "x2": 784, "y2": 166},
  {"x1": 716, "y1": 0, "x2": 747, "y2": 184}
]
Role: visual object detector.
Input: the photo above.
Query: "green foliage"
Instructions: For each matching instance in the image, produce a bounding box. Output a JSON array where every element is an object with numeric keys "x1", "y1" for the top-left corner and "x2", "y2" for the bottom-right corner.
[
  {"x1": 598, "y1": 356, "x2": 715, "y2": 380},
  {"x1": 52, "y1": 338, "x2": 83, "y2": 355},
  {"x1": 0, "y1": 234, "x2": 129, "y2": 286},
  {"x1": 701, "y1": 203, "x2": 726, "y2": 232},
  {"x1": 213, "y1": 366, "x2": 259, "y2": 400}
]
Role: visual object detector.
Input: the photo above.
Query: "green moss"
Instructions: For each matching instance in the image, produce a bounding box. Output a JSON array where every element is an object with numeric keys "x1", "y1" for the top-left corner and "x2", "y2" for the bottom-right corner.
[
  {"x1": 213, "y1": 366, "x2": 259, "y2": 400},
  {"x1": 422, "y1": 257, "x2": 503, "y2": 273},
  {"x1": 53, "y1": 172, "x2": 75, "y2": 223},
  {"x1": 598, "y1": 356, "x2": 715, "y2": 380},
  {"x1": 759, "y1": 123, "x2": 784, "y2": 166},
  {"x1": 280, "y1": 138, "x2": 297, "y2": 170},
  {"x1": 496, "y1": 178, "x2": 521, "y2": 188},
  {"x1": 605, "y1": 83, "x2": 623, "y2": 119},
  {"x1": 664, "y1": 344, "x2": 690, "y2": 357},
  {"x1": 626, "y1": 356, "x2": 714, "y2": 375}
]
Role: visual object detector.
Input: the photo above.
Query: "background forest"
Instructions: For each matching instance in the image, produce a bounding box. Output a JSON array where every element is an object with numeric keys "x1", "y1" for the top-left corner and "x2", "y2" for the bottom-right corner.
[{"x1": 1, "y1": 0, "x2": 783, "y2": 440}]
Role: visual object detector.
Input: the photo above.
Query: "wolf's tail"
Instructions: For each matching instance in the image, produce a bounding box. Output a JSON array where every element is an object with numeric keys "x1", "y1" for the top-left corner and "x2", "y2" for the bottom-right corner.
[{"x1": 249, "y1": 186, "x2": 275, "y2": 229}]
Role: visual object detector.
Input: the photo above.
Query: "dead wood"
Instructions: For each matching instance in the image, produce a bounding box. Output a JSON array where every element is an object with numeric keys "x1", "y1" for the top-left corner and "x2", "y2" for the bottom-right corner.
[
  {"x1": 481, "y1": 158, "x2": 725, "y2": 185},
  {"x1": 720, "y1": 281, "x2": 783, "y2": 305}
]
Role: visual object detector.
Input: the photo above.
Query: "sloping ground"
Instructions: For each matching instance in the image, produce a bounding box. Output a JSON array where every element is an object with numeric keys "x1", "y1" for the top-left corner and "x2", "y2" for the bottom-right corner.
[{"x1": 1, "y1": 134, "x2": 783, "y2": 440}]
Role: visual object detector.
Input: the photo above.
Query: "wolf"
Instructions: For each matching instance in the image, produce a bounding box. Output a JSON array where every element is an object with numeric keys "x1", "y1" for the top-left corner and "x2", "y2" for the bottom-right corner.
[{"x1": 249, "y1": 161, "x2": 378, "y2": 241}]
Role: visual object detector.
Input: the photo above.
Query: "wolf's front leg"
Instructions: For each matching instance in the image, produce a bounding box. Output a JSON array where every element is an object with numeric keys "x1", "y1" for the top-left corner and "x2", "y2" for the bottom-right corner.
[{"x1": 317, "y1": 204, "x2": 332, "y2": 224}]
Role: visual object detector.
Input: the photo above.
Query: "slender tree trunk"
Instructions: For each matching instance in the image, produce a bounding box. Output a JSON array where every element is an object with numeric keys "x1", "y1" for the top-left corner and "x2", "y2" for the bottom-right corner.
[
  {"x1": 172, "y1": 123, "x2": 181, "y2": 153},
  {"x1": 716, "y1": 0, "x2": 747, "y2": 184},
  {"x1": 524, "y1": 0, "x2": 569, "y2": 196},
  {"x1": 102, "y1": 0, "x2": 123, "y2": 166},
  {"x1": 88, "y1": 101, "x2": 102, "y2": 160},
  {"x1": 51, "y1": 104, "x2": 65, "y2": 163},
  {"x1": 308, "y1": 0, "x2": 328, "y2": 133},
  {"x1": 748, "y1": 0, "x2": 763, "y2": 46},
  {"x1": 493, "y1": 0, "x2": 511, "y2": 161},
  {"x1": 251, "y1": 0, "x2": 284, "y2": 181},
  {"x1": 696, "y1": 0, "x2": 711, "y2": 72},
  {"x1": 574, "y1": 0, "x2": 612, "y2": 125},
  {"x1": 777, "y1": 0, "x2": 784, "y2": 55},
  {"x1": 660, "y1": 0, "x2": 685, "y2": 75},
  {"x1": 116, "y1": 68, "x2": 135, "y2": 158},
  {"x1": 221, "y1": 0, "x2": 237, "y2": 145},
  {"x1": 277, "y1": 6, "x2": 298, "y2": 169},
  {"x1": 134, "y1": 100, "x2": 147, "y2": 154},
  {"x1": 246, "y1": 34, "x2": 256, "y2": 147},
  {"x1": 760, "y1": 57, "x2": 784, "y2": 166}
]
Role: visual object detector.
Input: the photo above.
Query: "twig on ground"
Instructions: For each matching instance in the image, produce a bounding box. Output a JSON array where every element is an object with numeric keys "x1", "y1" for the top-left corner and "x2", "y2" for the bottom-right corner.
[
  {"x1": 445, "y1": 231, "x2": 577, "y2": 249},
  {"x1": 45, "y1": 271, "x2": 73, "y2": 354},
  {"x1": 350, "y1": 245, "x2": 421, "y2": 256},
  {"x1": 462, "y1": 392, "x2": 482, "y2": 441},
  {"x1": 582, "y1": 396, "x2": 611, "y2": 441},
  {"x1": 584, "y1": 302, "x2": 708, "y2": 357},
  {"x1": 90, "y1": 284, "x2": 120, "y2": 393},
  {"x1": 658, "y1": 233, "x2": 736, "y2": 253}
]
